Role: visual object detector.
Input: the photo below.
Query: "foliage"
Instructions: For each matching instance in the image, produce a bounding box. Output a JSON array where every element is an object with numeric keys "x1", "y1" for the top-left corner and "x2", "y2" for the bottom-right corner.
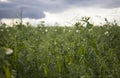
[{"x1": 0, "y1": 20, "x2": 120, "y2": 78}]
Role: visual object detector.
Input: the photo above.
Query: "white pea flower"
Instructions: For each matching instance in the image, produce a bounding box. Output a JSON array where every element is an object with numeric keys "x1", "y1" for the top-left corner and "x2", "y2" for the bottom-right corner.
[
  {"x1": 76, "y1": 30, "x2": 79, "y2": 33},
  {"x1": 104, "y1": 31, "x2": 109, "y2": 35},
  {"x1": 54, "y1": 42, "x2": 57, "y2": 45},
  {"x1": 81, "y1": 76, "x2": 85, "y2": 78},
  {"x1": 7, "y1": 29, "x2": 9, "y2": 32},
  {"x1": 88, "y1": 28, "x2": 92, "y2": 32},
  {"x1": 4, "y1": 48, "x2": 13, "y2": 55},
  {"x1": 1, "y1": 29, "x2": 3, "y2": 31},
  {"x1": 81, "y1": 55, "x2": 84, "y2": 57},
  {"x1": 45, "y1": 29, "x2": 48, "y2": 32},
  {"x1": 68, "y1": 30, "x2": 71, "y2": 32},
  {"x1": 68, "y1": 47, "x2": 70, "y2": 50},
  {"x1": 54, "y1": 29, "x2": 57, "y2": 32}
]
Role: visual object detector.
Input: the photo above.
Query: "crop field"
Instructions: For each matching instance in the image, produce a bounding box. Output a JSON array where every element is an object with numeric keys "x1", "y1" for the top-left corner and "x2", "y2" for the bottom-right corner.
[{"x1": 0, "y1": 19, "x2": 120, "y2": 78}]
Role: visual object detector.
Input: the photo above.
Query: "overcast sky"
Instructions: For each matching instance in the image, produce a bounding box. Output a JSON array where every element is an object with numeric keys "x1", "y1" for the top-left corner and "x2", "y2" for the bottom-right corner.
[{"x1": 0, "y1": 0, "x2": 120, "y2": 25}]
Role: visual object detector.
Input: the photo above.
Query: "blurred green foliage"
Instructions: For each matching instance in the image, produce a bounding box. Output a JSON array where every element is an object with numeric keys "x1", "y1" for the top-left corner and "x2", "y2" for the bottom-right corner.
[{"x1": 0, "y1": 19, "x2": 120, "y2": 78}]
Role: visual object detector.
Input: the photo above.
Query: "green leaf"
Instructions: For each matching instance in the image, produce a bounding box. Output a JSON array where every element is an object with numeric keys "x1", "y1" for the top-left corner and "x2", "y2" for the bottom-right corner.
[
  {"x1": 4, "y1": 66, "x2": 11, "y2": 78},
  {"x1": 43, "y1": 64, "x2": 48, "y2": 77},
  {"x1": 56, "y1": 61, "x2": 61, "y2": 73}
]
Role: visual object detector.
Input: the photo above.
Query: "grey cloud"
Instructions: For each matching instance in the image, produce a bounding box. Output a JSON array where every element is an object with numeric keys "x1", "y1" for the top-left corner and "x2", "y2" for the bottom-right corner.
[
  {"x1": 63, "y1": 0, "x2": 119, "y2": 8},
  {"x1": 0, "y1": 0, "x2": 45, "y2": 19},
  {"x1": 103, "y1": 0, "x2": 120, "y2": 8},
  {"x1": 0, "y1": 8, "x2": 18, "y2": 18},
  {"x1": 0, "y1": 0, "x2": 120, "y2": 19},
  {"x1": 0, "y1": 7, "x2": 45, "y2": 19},
  {"x1": 22, "y1": 7, "x2": 45, "y2": 19}
]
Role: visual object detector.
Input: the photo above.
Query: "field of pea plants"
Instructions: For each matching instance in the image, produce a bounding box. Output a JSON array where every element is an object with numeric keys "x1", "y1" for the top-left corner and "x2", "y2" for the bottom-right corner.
[{"x1": 0, "y1": 18, "x2": 120, "y2": 78}]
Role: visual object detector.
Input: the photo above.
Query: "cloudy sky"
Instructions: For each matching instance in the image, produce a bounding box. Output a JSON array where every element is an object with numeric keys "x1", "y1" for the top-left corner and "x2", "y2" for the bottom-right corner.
[{"x1": 0, "y1": 0, "x2": 120, "y2": 26}]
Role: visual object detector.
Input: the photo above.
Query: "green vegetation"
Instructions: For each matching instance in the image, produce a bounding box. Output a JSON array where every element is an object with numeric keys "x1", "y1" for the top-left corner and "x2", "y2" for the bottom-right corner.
[{"x1": 0, "y1": 18, "x2": 120, "y2": 78}]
